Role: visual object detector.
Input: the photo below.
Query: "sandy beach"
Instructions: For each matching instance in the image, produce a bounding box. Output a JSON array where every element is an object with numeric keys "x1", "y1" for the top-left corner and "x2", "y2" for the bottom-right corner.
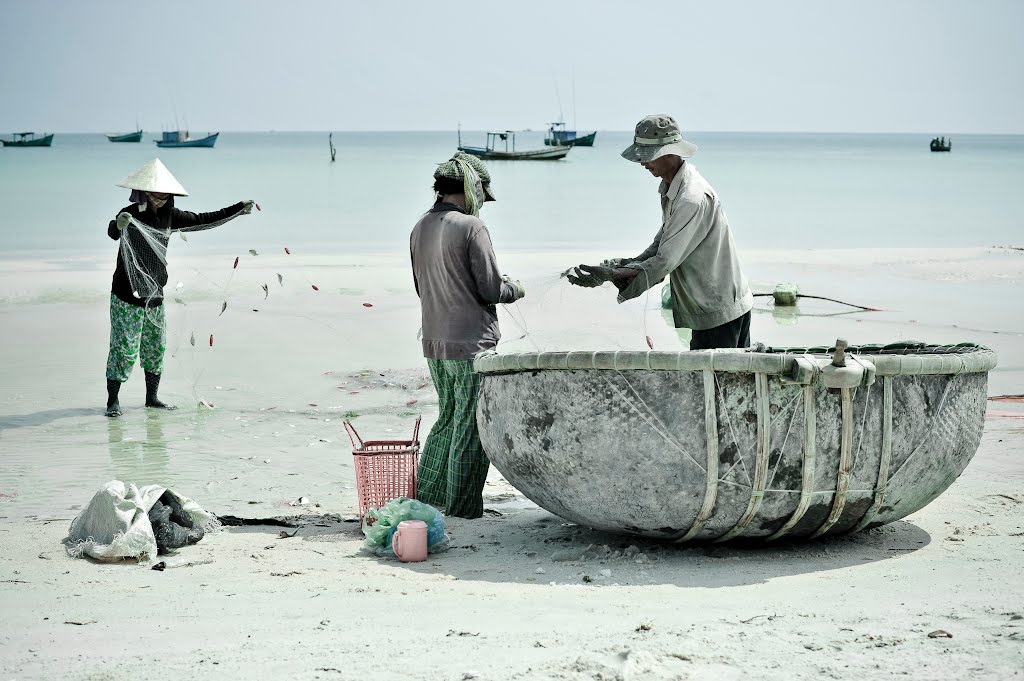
[
  {"x1": 3, "y1": 0, "x2": 1022, "y2": 675},
  {"x1": 1, "y1": 247, "x2": 1022, "y2": 679}
]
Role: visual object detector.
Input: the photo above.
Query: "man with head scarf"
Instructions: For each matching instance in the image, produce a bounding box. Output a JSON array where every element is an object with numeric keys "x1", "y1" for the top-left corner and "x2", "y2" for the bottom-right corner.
[
  {"x1": 409, "y1": 151, "x2": 525, "y2": 518},
  {"x1": 568, "y1": 114, "x2": 753, "y2": 350},
  {"x1": 104, "y1": 158, "x2": 255, "y2": 417}
]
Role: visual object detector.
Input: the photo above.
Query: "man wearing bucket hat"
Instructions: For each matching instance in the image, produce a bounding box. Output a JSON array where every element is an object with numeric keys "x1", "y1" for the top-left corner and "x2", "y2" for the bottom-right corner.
[
  {"x1": 567, "y1": 114, "x2": 753, "y2": 349},
  {"x1": 104, "y1": 158, "x2": 256, "y2": 417},
  {"x1": 410, "y1": 151, "x2": 525, "y2": 518}
]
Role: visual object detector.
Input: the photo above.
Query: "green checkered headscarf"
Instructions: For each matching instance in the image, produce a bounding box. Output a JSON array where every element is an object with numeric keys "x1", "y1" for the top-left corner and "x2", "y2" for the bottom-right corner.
[{"x1": 434, "y1": 152, "x2": 494, "y2": 217}]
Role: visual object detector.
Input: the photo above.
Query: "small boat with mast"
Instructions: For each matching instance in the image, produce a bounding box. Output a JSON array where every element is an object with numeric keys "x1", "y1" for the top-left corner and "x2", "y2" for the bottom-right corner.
[
  {"x1": 107, "y1": 119, "x2": 143, "y2": 143},
  {"x1": 457, "y1": 127, "x2": 570, "y2": 161},
  {"x1": 544, "y1": 121, "x2": 596, "y2": 147},
  {"x1": 155, "y1": 130, "x2": 219, "y2": 148},
  {"x1": 544, "y1": 70, "x2": 596, "y2": 147}
]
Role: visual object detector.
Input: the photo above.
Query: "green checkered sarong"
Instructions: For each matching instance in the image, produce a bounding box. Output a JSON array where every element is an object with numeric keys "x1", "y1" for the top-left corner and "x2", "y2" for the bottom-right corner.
[
  {"x1": 106, "y1": 294, "x2": 166, "y2": 382},
  {"x1": 417, "y1": 358, "x2": 489, "y2": 519}
]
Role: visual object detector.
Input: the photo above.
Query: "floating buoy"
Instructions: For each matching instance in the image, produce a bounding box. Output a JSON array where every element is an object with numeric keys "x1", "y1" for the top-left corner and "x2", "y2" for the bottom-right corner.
[{"x1": 772, "y1": 282, "x2": 799, "y2": 306}]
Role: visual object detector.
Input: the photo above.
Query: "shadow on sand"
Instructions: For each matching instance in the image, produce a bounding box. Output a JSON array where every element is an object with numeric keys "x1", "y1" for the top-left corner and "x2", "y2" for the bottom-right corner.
[
  {"x1": 394, "y1": 501, "x2": 932, "y2": 588},
  {"x1": 266, "y1": 498, "x2": 931, "y2": 589}
]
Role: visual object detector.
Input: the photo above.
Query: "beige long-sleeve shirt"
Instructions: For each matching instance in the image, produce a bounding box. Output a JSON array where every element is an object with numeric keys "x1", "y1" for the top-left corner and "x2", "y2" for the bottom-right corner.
[
  {"x1": 410, "y1": 202, "x2": 517, "y2": 360},
  {"x1": 617, "y1": 162, "x2": 752, "y2": 331}
]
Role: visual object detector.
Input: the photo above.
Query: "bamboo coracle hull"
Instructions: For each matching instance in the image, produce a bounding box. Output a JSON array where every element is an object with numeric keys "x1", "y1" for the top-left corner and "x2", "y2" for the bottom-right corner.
[{"x1": 474, "y1": 345, "x2": 995, "y2": 541}]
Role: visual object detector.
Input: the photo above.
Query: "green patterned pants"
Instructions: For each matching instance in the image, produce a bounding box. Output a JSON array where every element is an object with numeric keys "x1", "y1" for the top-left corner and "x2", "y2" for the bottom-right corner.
[
  {"x1": 417, "y1": 358, "x2": 490, "y2": 519},
  {"x1": 106, "y1": 294, "x2": 166, "y2": 382}
]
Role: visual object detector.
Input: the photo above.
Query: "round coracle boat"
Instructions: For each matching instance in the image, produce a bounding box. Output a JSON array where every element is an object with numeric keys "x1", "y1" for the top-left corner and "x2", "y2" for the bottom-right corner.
[{"x1": 474, "y1": 341, "x2": 997, "y2": 542}]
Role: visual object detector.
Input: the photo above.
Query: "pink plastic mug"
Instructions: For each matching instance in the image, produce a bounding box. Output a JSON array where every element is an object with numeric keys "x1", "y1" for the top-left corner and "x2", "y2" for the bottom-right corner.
[{"x1": 392, "y1": 520, "x2": 428, "y2": 562}]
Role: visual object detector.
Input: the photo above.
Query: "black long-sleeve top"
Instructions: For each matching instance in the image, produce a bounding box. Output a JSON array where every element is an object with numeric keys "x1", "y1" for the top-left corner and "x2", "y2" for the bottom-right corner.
[{"x1": 108, "y1": 199, "x2": 244, "y2": 307}]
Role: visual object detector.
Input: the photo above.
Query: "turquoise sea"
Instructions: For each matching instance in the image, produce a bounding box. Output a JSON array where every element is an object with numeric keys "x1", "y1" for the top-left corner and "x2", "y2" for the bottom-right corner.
[{"x1": 1, "y1": 131, "x2": 1022, "y2": 256}]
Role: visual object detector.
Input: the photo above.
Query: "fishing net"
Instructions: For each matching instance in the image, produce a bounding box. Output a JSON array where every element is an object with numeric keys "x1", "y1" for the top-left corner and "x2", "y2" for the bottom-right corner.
[{"x1": 119, "y1": 212, "x2": 242, "y2": 314}]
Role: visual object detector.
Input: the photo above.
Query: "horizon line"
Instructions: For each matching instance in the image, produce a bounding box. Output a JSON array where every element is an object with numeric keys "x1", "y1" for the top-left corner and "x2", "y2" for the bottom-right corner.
[{"x1": 6, "y1": 128, "x2": 1022, "y2": 136}]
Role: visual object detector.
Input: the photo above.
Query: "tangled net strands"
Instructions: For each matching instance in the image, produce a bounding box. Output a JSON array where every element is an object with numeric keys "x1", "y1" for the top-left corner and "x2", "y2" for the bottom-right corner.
[
  {"x1": 495, "y1": 265, "x2": 894, "y2": 357},
  {"x1": 118, "y1": 208, "x2": 345, "y2": 408}
]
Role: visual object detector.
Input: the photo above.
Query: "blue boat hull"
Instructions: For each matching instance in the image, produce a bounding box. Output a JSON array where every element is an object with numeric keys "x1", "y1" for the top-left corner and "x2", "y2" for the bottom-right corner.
[
  {"x1": 156, "y1": 132, "x2": 218, "y2": 148},
  {"x1": 544, "y1": 131, "x2": 596, "y2": 147}
]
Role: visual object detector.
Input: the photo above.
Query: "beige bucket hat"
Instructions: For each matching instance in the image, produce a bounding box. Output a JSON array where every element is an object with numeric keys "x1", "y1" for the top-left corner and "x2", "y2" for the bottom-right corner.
[
  {"x1": 116, "y1": 158, "x2": 189, "y2": 196},
  {"x1": 620, "y1": 114, "x2": 698, "y2": 163}
]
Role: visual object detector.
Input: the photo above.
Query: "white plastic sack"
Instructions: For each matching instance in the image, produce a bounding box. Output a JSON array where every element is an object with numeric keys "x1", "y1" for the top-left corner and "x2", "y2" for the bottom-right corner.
[{"x1": 65, "y1": 480, "x2": 217, "y2": 563}]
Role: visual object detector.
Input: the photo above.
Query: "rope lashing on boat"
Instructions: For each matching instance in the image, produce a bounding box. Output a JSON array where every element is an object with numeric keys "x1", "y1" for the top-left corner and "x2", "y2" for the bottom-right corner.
[
  {"x1": 714, "y1": 371, "x2": 772, "y2": 542},
  {"x1": 675, "y1": 369, "x2": 719, "y2": 542},
  {"x1": 819, "y1": 355, "x2": 879, "y2": 535},
  {"x1": 811, "y1": 382, "x2": 859, "y2": 538},
  {"x1": 767, "y1": 380, "x2": 819, "y2": 540},
  {"x1": 851, "y1": 375, "x2": 895, "y2": 533}
]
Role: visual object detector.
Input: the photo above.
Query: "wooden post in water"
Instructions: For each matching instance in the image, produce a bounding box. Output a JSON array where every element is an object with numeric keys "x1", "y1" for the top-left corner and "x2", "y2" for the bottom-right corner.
[{"x1": 329, "y1": 133, "x2": 336, "y2": 162}]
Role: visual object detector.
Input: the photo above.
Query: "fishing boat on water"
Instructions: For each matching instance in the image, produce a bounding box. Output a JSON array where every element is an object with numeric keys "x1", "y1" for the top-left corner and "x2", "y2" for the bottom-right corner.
[
  {"x1": 930, "y1": 136, "x2": 951, "y2": 152},
  {"x1": 2, "y1": 132, "x2": 53, "y2": 147},
  {"x1": 155, "y1": 131, "x2": 218, "y2": 148},
  {"x1": 458, "y1": 129, "x2": 569, "y2": 161},
  {"x1": 106, "y1": 130, "x2": 143, "y2": 143},
  {"x1": 544, "y1": 121, "x2": 596, "y2": 147},
  {"x1": 475, "y1": 340, "x2": 995, "y2": 542}
]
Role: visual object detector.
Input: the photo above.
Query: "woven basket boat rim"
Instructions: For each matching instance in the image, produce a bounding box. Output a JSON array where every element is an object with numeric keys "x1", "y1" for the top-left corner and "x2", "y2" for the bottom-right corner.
[{"x1": 473, "y1": 342, "x2": 997, "y2": 376}]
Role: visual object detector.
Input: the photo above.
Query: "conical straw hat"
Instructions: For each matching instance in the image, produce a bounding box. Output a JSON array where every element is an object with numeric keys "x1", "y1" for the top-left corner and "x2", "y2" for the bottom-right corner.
[{"x1": 115, "y1": 158, "x2": 189, "y2": 196}]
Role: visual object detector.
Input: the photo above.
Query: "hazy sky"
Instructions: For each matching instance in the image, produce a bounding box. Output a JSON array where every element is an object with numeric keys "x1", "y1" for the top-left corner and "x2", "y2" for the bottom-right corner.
[{"x1": 2, "y1": 0, "x2": 1021, "y2": 133}]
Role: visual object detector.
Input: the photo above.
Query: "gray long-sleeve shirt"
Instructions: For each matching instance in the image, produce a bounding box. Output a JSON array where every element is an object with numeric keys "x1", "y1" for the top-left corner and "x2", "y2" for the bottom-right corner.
[
  {"x1": 618, "y1": 162, "x2": 753, "y2": 331},
  {"x1": 410, "y1": 203, "x2": 516, "y2": 360}
]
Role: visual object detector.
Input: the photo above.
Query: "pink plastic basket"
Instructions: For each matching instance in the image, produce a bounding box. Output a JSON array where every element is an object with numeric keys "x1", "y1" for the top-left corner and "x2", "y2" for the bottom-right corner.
[{"x1": 344, "y1": 417, "x2": 421, "y2": 518}]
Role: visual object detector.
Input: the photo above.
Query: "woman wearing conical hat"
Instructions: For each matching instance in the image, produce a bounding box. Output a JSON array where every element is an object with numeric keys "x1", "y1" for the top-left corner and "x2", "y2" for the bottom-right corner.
[{"x1": 104, "y1": 158, "x2": 255, "y2": 417}]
